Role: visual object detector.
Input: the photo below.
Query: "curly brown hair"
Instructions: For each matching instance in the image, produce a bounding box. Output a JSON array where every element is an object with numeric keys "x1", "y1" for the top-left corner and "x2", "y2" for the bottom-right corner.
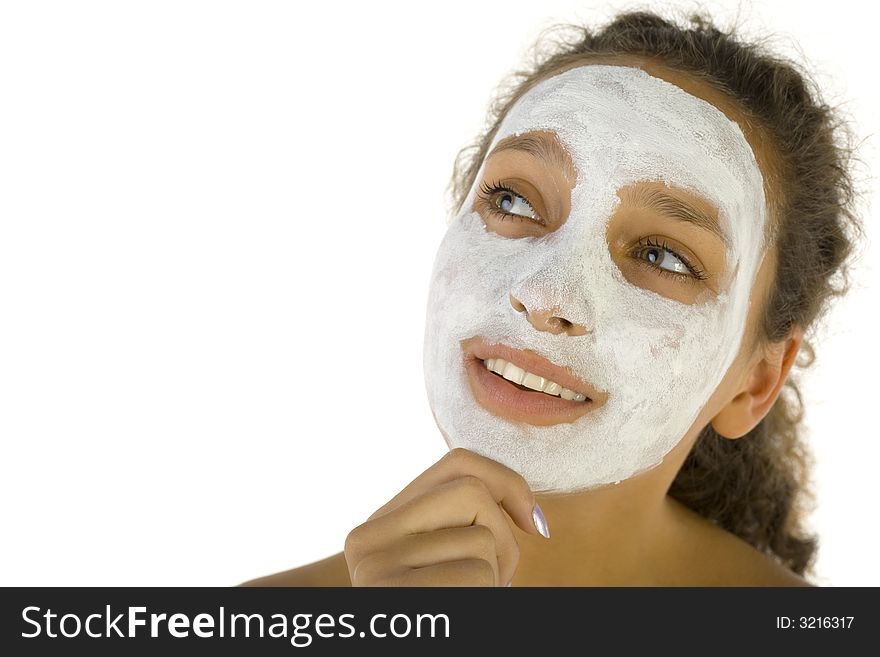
[{"x1": 447, "y1": 10, "x2": 863, "y2": 578}]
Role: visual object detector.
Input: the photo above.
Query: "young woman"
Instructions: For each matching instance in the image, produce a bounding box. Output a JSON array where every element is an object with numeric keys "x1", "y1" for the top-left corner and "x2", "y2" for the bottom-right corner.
[{"x1": 241, "y1": 10, "x2": 860, "y2": 587}]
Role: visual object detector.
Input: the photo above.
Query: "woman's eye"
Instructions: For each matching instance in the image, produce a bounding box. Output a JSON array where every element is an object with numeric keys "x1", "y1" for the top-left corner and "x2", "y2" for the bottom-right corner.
[
  {"x1": 639, "y1": 245, "x2": 688, "y2": 273},
  {"x1": 477, "y1": 180, "x2": 543, "y2": 224},
  {"x1": 494, "y1": 191, "x2": 536, "y2": 219},
  {"x1": 632, "y1": 237, "x2": 707, "y2": 282}
]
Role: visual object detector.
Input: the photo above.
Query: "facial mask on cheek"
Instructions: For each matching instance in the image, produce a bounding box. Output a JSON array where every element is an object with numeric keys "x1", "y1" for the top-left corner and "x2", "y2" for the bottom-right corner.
[{"x1": 423, "y1": 65, "x2": 767, "y2": 493}]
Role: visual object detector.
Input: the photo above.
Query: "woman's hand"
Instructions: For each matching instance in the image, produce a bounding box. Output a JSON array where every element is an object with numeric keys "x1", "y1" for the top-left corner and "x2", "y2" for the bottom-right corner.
[{"x1": 343, "y1": 447, "x2": 549, "y2": 587}]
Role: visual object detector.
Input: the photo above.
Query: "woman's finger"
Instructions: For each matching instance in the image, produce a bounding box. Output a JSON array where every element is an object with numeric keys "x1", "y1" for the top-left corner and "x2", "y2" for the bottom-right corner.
[
  {"x1": 367, "y1": 448, "x2": 543, "y2": 538},
  {"x1": 387, "y1": 524, "x2": 503, "y2": 586},
  {"x1": 392, "y1": 559, "x2": 497, "y2": 587},
  {"x1": 349, "y1": 474, "x2": 520, "y2": 585}
]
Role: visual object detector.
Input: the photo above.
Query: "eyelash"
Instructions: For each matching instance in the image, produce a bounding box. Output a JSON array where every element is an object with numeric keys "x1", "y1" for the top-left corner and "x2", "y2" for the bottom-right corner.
[
  {"x1": 477, "y1": 180, "x2": 708, "y2": 284},
  {"x1": 632, "y1": 236, "x2": 708, "y2": 283},
  {"x1": 477, "y1": 180, "x2": 544, "y2": 225}
]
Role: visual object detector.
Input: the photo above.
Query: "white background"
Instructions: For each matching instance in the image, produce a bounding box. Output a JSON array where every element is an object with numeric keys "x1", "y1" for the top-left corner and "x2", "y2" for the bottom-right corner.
[{"x1": 1, "y1": 0, "x2": 876, "y2": 586}]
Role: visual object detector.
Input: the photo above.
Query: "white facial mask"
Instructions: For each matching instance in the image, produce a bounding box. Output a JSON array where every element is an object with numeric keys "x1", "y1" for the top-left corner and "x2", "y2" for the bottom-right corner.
[{"x1": 423, "y1": 65, "x2": 767, "y2": 493}]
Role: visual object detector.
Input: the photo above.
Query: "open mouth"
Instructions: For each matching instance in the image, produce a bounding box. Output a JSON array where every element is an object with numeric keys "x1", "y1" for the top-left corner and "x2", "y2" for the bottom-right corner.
[
  {"x1": 481, "y1": 357, "x2": 590, "y2": 402},
  {"x1": 464, "y1": 340, "x2": 607, "y2": 426},
  {"x1": 461, "y1": 339, "x2": 605, "y2": 426}
]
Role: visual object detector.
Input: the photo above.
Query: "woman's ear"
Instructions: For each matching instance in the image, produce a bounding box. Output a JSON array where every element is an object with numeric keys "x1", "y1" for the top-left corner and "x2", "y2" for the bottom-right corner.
[{"x1": 711, "y1": 324, "x2": 804, "y2": 439}]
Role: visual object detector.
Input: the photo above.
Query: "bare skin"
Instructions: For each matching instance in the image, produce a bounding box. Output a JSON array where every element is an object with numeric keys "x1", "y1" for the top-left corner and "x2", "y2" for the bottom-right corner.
[{"x1": 240, "y1": 56, "x2": 812, "y2": 588}]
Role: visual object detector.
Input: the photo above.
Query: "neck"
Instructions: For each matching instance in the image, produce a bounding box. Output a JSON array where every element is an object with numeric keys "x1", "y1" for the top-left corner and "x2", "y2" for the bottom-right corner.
[{"x1": 510, "y1": 473, "x2": 674, "y2": 586}]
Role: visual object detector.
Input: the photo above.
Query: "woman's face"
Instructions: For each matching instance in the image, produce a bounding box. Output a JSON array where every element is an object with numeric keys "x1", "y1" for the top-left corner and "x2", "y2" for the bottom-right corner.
[{"x1": 423, "y1": 62, "x2": 773, "y2": 493}]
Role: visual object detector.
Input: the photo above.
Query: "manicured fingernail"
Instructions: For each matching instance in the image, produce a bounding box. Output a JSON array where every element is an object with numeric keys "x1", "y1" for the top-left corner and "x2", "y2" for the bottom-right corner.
[{"x1": 532, "y1": 503, "x2": 550, "y2": 538}]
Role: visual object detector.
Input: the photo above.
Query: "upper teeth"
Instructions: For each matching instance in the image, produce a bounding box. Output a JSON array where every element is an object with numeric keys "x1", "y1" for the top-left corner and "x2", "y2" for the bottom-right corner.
[{"x1": 483, "y1": 358, "x2": 588, "y2": 401}]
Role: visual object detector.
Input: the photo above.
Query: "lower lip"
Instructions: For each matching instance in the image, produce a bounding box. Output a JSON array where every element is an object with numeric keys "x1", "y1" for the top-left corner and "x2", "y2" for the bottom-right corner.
[{"x1": 464, "y1": 355, "x2": 598, "y2": 426}]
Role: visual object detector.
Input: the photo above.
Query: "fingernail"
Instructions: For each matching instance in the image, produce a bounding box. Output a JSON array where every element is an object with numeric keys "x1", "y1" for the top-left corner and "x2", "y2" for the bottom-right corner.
[
  {"x1": 506, "y1": 580, "x2": 512, "y2": 587},
  {"x1": 532, "y1": 503, "x2": 550, "y2": 538}
]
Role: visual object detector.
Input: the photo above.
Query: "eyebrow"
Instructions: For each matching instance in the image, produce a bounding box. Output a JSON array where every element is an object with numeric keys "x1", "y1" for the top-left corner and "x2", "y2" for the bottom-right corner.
[
  {"x1": 489, "y1": 133, "x2": 729, "y2": 247},
  {"x1": 631, "y1": 187, "x2": 730, "y2": 248},
  {"x1": 487, "y1": 132, "x2": 577, "y2": 182}
]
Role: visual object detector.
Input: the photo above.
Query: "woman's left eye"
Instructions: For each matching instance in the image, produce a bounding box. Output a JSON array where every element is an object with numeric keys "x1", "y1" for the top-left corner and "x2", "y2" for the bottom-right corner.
[{"x1": 631, "y1": 237, "x2": 707, "y2": 282}]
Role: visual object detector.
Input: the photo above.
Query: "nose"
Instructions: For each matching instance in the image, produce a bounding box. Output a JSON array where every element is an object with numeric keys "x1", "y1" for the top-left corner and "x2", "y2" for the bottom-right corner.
[{"x1": 509, "y1": 293, "x2": 588, "y2": 337}]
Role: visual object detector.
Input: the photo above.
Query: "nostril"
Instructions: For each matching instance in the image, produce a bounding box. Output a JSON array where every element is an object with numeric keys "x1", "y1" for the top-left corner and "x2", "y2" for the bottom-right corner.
[
  {"x1": 510, "y1": 293, "x2": 587, "y2": 336},
  {"x1": 509, "y1": 294, "x2": 527, "y2": 313}
]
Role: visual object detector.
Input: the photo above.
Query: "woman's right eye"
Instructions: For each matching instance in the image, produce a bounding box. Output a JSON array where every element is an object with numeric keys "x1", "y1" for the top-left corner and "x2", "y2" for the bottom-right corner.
[
  {"x1": 477, "y1": 180, "x2": 544, "y2": 224},
  {"x1": 495, "y1": 190, "x2": 536, "y2": 219}
]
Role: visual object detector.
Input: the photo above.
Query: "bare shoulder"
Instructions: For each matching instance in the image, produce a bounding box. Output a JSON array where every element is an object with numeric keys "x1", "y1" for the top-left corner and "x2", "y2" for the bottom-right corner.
[
  {"x1": 666, "y1": 498, "x2": 815, "y2": 587},
  {"x1": 238, "y1": 552, "x2": 351, "y2": 587}
]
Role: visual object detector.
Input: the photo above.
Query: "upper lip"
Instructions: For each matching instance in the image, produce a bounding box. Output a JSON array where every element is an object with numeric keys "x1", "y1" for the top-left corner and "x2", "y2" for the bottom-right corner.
[{"x1": 464, "y1": 338, "x2": 608, "y2": 404}]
